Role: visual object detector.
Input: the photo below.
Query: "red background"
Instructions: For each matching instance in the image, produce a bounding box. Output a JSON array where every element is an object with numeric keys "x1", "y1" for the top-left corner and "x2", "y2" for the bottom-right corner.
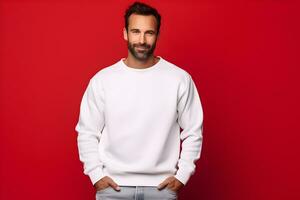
[{"x1": 1, "y1": 0, "x2": 299, "y2": 199}]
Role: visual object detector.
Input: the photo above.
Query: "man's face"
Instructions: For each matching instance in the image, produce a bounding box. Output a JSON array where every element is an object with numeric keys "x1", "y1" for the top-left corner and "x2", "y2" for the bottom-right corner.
[{"x1": 123, "y1": 14, "x2": 159, "y2": 61}]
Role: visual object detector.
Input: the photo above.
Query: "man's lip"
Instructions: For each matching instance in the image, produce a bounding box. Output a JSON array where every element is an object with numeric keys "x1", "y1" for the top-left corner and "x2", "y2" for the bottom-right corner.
[{"x1": 136, "y1": 46, "x2": 148, "y2": 50}]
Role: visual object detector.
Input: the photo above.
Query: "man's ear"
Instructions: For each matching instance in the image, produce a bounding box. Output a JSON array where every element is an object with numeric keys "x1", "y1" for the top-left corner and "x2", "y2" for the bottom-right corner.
[{"x1": 123, "y1": 27, "x2": 128, "y2": 41}]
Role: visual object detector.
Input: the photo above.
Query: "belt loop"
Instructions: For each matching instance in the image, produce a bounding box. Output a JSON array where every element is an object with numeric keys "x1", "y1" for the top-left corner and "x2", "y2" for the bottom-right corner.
[{"x1": 135, "y1": 186, "x2": 137, "y2": 200}]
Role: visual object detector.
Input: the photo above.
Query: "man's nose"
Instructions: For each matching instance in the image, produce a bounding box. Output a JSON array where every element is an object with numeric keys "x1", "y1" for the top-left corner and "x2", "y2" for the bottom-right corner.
[{"x1": 139, "y1": 33, "x2": 146, "y2": 44}]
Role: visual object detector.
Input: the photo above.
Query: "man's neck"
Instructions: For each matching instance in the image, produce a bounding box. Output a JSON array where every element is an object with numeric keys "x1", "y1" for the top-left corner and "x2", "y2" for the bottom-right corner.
[{"x1": 123, "y1": 54, "x2": 159, "y2": 69}]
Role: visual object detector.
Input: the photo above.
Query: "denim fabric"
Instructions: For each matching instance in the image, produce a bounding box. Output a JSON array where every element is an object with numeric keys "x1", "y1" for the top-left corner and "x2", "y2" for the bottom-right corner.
[{"x1": 95, "y1": 185, "x2": 178, "y2": 200}]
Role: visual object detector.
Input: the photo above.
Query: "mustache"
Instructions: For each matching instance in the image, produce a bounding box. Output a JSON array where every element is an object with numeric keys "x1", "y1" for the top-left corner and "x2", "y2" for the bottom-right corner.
[{"x1": 133, "y1": 43, "x2": 150, "y2": 49}]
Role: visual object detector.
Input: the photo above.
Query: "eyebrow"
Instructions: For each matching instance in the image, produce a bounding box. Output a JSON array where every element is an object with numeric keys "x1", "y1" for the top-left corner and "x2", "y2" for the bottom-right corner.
[
  {"x1": 129, "y1": 28, "x2": 156, "y2": 33},
  {"x1": 130, "y1": 28, "x2": 140, "y2": 32}
]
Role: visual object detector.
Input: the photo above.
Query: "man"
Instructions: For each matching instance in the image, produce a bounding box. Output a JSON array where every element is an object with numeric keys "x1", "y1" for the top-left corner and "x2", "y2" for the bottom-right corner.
[{"x1": 75, "y1": 1, "x2": 204, "y2": 200}]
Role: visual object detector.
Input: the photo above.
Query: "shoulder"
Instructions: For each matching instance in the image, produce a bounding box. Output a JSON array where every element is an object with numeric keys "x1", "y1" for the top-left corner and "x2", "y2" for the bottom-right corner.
[
  {"x1": 161, "y1": 57, "x2": 192, "y2": 83},
  {"x1": 90, "y1": 59, "x2": 121, "y2": 83}
]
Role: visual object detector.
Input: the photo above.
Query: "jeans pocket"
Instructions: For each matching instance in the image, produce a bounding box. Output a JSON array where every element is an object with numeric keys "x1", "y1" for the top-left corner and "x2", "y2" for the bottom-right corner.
[
  {"x1": 165, "y1": 188, "x2": 177, "y2": 195},
  {"x1": 96, "y1": 186, "x2": 111, "y2": 193}
]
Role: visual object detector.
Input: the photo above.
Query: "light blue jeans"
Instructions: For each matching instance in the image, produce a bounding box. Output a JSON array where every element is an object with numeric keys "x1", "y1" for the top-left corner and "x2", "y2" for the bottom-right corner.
[{"x1": 95, "y1": 186, "x2": 178, "y2": 200}]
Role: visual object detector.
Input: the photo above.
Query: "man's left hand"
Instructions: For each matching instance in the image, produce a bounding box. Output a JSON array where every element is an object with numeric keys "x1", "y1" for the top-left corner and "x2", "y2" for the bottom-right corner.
[{"x1": 157, "y1": 176, "x2": 184, "y2": 193}]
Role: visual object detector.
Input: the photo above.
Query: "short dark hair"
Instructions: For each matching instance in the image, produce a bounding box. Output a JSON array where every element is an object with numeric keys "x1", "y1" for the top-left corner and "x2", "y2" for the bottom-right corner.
[{"x1": 124, "y1": 1, "x2": 161, "y2": 35}]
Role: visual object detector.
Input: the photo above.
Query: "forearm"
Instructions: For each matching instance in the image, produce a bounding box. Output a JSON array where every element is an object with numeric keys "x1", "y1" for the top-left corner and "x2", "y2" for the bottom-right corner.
[
  {"x1": 174, "y1": 124, "x2": 203, "y2": 185},
  {"x1": 76, "y1": 124, "x2": 105, "y2": 185}
]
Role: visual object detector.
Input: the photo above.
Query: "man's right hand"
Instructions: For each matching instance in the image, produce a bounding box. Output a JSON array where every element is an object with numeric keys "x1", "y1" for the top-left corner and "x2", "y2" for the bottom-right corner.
[{"x1": 93, "y1": 176, "x2": 121, "y2": 192}]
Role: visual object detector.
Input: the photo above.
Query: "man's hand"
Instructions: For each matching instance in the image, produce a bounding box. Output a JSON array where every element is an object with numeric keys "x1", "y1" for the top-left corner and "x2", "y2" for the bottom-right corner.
[
  {"x1": 157, "y1": 176, "x2": 184, "y2": 193},
  {"x1": 93, "y1": 176, "x2": 121, "y2": 192}
]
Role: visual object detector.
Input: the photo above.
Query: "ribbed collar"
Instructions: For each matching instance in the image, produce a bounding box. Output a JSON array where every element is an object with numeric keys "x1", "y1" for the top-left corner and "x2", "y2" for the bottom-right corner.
[{"x1": 120, "y1": 56, "x2": 163, "y2": 72}]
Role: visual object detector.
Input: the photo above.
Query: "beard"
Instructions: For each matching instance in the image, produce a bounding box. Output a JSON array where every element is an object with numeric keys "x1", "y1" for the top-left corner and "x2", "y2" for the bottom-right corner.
[{"x1": 127, "y1": 40, "x2": 157, "y2": 61}]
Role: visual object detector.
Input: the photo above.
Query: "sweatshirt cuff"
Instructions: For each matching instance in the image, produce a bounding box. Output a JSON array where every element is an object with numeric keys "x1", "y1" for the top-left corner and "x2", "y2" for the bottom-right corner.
[
  {"x1": 88, "y1": 166, "x2": 106, "y2": 185},
  {"x1": 174, "y1": 168, "x2": 193, "y2": 186}
]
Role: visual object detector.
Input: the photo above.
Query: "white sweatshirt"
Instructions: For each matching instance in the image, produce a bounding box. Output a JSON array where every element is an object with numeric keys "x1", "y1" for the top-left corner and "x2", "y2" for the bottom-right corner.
[{"x1": 75, "y1": 56, "x2": 204, "y2": 187}]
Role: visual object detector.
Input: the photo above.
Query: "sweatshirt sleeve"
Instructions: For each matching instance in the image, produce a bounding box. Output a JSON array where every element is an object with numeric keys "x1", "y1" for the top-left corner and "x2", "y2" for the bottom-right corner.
[
  {"x1": 174, "y1": 74, "x2": 204, "y2": 186},
  {"x1": 75, "y1": 78, "x2": 106, "y2": 185}
]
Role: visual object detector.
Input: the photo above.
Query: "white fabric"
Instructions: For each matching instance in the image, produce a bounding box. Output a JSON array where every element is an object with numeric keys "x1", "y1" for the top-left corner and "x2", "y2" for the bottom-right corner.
[{"x1": 75, "y1": 56, "x2": 204, "y2": 186}]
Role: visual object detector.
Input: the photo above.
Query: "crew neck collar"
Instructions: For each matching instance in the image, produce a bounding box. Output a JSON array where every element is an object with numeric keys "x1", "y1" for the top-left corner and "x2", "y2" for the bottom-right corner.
[{"x1": 120, "y1": 56, "x2": 163, "y2": 72}]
